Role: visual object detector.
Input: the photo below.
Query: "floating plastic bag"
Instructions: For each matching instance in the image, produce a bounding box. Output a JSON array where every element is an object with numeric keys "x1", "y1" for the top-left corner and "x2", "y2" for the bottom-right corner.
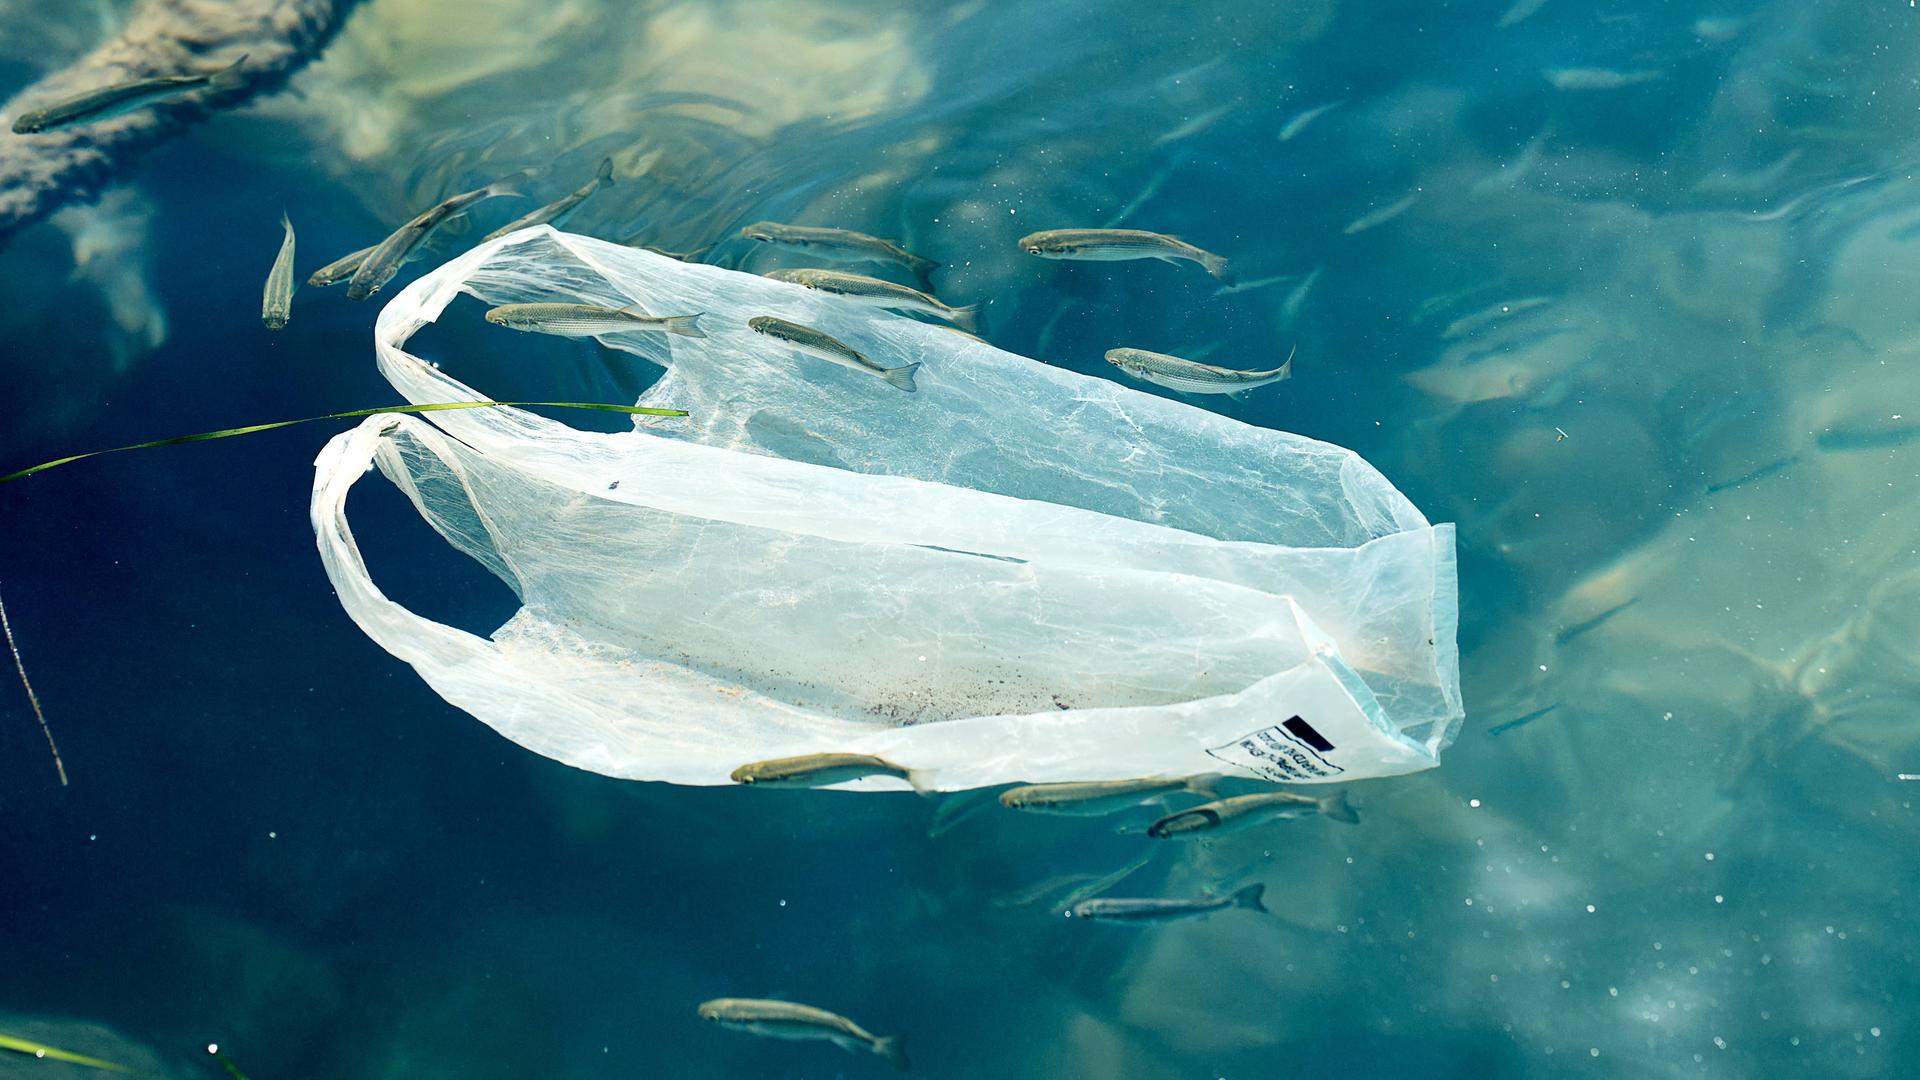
[{"x1": 311, "y1": 227, "x2": 1462, "y2": 790}]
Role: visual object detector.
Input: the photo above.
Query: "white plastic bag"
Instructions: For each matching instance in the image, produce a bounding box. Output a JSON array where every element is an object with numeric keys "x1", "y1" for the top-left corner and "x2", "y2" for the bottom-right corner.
[{"x1": 311, "y1": 227, "x2": 1462, "y2": 790}]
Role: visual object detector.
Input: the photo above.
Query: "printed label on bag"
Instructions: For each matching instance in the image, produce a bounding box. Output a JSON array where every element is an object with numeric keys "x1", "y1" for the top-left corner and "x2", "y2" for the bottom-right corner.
[{"x1": 1206, "y1": 716, "x2": 1346, "y2": 782}]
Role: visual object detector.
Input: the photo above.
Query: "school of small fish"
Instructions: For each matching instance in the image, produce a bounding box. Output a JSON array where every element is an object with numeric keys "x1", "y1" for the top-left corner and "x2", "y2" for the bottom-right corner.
[{"x1": 4, "y1": 58, "x2": 1398, "y2": 1075}]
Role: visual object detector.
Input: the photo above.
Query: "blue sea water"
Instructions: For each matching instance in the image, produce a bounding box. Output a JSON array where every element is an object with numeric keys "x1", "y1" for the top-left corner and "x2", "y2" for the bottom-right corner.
[{"x1": 2, "y1": 0, "x2": 1918, "y2": 1076}]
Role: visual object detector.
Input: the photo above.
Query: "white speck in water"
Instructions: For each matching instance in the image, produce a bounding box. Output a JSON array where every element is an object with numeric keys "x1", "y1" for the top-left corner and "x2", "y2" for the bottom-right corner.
[
  {"x1": 269, "y1": 831, "x2": 277, "y2": 839},
  {"x1": 207, "y1": 1045, "x2": 219, "y2": 1055},
  {"x1": 1469, "y1": 798, "x2": 1481, "y2": 808},
  {"x1": 778, "y1": 899, "x2": 786, "y2": 907},
  {"x1": 1713, "y1": 1036, "x2": 1727, "y2": 1050},
  {"x1": 1586, "y1": 904, "x2": 1597, "y2": 913},
  {"x1": 1704, "y1": 851, "x2": 1715, "y2": 861}
]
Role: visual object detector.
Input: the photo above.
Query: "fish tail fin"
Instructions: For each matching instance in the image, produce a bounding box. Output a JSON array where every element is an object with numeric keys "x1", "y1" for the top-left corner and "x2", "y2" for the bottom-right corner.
[
  {"x1": 1183, "y1": 773, "x2": 1221, "y2": 800},
  {"x1": 1274, "y1": 342, "x2": 1297, "y2": 379},
  {"x1": 488, "y1": 168, "x2": 535, "y2": 200},
  {"x1": 595, "y1": 156, "x2": 616, "y2": 186},
  {"x1": 909, "y1": 255, "x2": 940, "y2": 287},
  {"x1": 1200, "y1": 250, "x2": 1232, "y2": 283},
  {"x1": 882, "y1": 362, "x2": 921, "y2": 393},
  {"x1": 872, "y1": 1035, "x2": 910, "y2": 1071},
  {"x1": 663, "y1": 314, "x2": 706, "y2": 339},
  {"x1": 208, "y1": 54, "x2": 248, "y2": 92},
  {"x1": 1319, "y1": 789, "x2": 1360, "y2": 825},
  {"x1": 904, "y1": 768, "x2": 937, "y2": 797},
  {"x1": 1231, "y1": 883, "x2": 1269, "y2": 913},
  {"x1": 947, "y1": 303, "x2": 981, "y2": 334},
  {"x1": 280, "y1": 209, "x2": 293, "y2": 234}
]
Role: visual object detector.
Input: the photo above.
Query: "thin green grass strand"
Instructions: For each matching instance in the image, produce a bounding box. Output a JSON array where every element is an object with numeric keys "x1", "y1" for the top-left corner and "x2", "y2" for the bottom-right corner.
[
  {"x1": 0, "y1": 401, "x2": 689, "y2": 484},
  {"x1": 212, "y1": 1049, "x2": 251, "y2": 1080},
  {"x1": 0, "y1": 1033, "x2": 133, "y2": 1073}
]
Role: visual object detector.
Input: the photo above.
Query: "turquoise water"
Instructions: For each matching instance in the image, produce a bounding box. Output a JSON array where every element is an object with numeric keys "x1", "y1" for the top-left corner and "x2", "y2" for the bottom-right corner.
[{"x1": 2, "y1": 0, "x2": 1918, "y2": 1075}]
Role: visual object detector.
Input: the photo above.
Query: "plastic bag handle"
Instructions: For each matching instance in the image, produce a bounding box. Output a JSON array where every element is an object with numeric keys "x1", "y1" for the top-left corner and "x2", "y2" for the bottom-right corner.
[{"x1": 311, "y1": 415, "x2": 505, "y2": 672}]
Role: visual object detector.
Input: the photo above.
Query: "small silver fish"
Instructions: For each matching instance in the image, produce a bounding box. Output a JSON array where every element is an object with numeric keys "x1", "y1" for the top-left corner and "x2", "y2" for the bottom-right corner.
[
  {"x1": 1279, "y1": 266, "x2": 1321, "y2": 327},
  {"x1": 346, "y1": 180, "x2": 522, "y2": 301},
  {"x1": 998, "y1": 776, "x2": 1217, "y2": 817},
  {"x1": 484, "y1": 303, "x2": 705, "y2": 338},
  {"x1": 11, "y1": 54, "x2": 247, "y2": 134},
  {"x1": 1496, "y1": 0, "x2": 1550, "y2": 29},
  {"x1": 1210, "y1": 272, "x2": 1295, "y2": 299},
  {"x1": 1105, "y1": 345, "x2": 1294, "y2": 396},
  {"x1": 1278, "y1": 99, "x2": 1343, "y2": 141},
  {"x1": 1152, "y1": 102, "x2": 1234, "y2": 148},
  {"x1": 261, "y1": 212, "x2": 295, "y2": 331},
  {"x1": 1486, "y1": 704, "x2": 1558, "y2": 737},
  {"x1": 1147, "y1": 790, "x2": 1358, "y2": 838},
  {"x1": 740, "y1": 221, "x2": 938, "y2": 285},
  {"x1": 1019, "y1": 228, "x2": 1228, "y2": 281},
  {"x1": 480, "y1": 157, "x2": 616, "y2": 243},
  {"x1": 1071, "y1": 883, "x2": 1268, "y2": 924},
  {"x1": 697, "y1": 998, "x2": 908, "y2": 1071},
  {"x1": 763, "y1": 268, "x2": 978, "y2": 332},
  {"x1": 306, "y1": 244, "x2": 376, "y2": 288},
  {"x1": 1052, "y1": 854, "x2": 1155, "y2": 913},
  {"x1": 1544, "y1": 67, "x2": 1664, "y2": 91},
  {"x1": 730, "y1": 752, "x2": 926, "y2": 790},
  {"x1": 747, "y1": 315, "x2": 920, "y2": 393},
  {"x1": 995, "y1": 853, "x2": 1153, "y2": 911},
  {"x1": 1440, "y1": 297, "x2": 1554, "y2": 340},
  {"x1": 1342, "y1": 193, "x2": 1418, "y2": 235}
]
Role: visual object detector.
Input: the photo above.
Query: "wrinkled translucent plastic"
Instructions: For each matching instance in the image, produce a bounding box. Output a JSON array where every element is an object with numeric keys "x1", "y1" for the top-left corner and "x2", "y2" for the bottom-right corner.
[{"x1": 311, "y1": 227, "x2": 1462, "y2": 789}]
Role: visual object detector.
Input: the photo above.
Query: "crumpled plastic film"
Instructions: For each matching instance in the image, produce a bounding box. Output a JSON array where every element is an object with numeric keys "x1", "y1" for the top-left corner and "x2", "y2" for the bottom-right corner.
[{"x1": 311, "y1": 226, "x2": 1462, "y2": 789}]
